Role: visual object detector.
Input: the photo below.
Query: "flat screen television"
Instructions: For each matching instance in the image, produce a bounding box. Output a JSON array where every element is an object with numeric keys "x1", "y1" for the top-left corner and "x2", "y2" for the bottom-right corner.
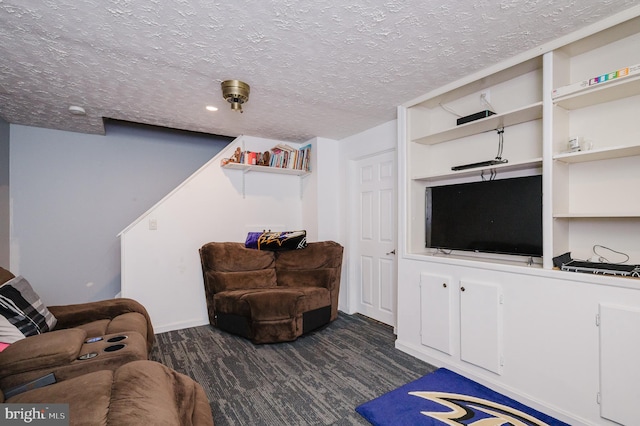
[{"x1": 425, "y1": 175, "x2": 542, "y2": 257}]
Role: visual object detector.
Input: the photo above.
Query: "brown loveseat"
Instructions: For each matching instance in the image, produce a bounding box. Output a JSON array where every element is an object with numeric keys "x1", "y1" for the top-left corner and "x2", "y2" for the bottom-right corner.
[{"x1": 199, "y1": 241, "x2": 343, "y2": 344}]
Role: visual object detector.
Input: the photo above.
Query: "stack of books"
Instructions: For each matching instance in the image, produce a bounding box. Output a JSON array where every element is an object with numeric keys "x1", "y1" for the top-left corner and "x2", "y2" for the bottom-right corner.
[{"x1": 269, "y1": 144, "x2": 311, "y2": 171}]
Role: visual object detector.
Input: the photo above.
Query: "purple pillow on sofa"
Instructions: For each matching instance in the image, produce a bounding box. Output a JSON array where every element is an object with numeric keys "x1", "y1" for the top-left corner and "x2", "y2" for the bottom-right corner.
[{"x1": 245, "y1": 230, "x2": 307, "y2": 251}]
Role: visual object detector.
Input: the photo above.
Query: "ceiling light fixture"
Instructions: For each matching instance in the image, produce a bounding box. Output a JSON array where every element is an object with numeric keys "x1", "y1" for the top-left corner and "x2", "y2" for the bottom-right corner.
[
  {"x1": 68, "y1": 105, "x2": 86, "y2": 115},
  {"x1": 206, "y1": 105, "x2": 218, "y2": 112},
  {"x1": 221, "y1": 80, "x2": 250, "y2": 113}
]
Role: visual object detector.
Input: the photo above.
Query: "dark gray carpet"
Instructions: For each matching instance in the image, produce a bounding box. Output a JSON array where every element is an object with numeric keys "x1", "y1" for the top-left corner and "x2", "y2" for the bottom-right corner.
[{"x1": 150, "y1": 313, "x2": 436, "y2": 425}]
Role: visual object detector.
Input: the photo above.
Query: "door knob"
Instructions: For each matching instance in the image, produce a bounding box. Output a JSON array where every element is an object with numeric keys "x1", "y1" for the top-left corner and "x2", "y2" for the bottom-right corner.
[{"x1": 386, "y1": 249, "x2": 396, "y2": 255}]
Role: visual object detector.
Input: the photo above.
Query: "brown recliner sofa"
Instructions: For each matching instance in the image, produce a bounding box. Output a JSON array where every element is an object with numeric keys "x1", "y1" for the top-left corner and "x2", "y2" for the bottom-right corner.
[
  {"x1": 2, "y1": 360, "x2": 214, "y2": 426},
  {"x1": 199, "y1": 240, "x2": 343, "y2": 344},
  {"x1": 0, "y1": 267, "x2": 214, "y2": 425},
  {"x1": 0, "y1": 267, "x2": 154, "y2": 351},
  {"x1": 0, "y1": 267, "x2": 154, "y2": 390}
]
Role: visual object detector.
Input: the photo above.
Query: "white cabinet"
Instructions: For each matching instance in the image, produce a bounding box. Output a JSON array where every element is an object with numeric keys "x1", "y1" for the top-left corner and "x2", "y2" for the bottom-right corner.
[
  {"x1": 460, "y1": 280, "x2": 502, "y2": 375},
  {"x1": 599, "y1": 303, "x2": 640, "y2": 425},
  {"x1": 420, "y1": 273, "x2": 502, "y2": 374},
  {"x1": 419, "y1": 273, "x2": 453, "y2": 355}
]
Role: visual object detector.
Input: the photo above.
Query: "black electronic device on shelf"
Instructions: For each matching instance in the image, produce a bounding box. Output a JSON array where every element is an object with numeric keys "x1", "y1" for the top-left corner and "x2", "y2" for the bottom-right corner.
[
  {"x1": 561, "y1": 260, "x2": 640, "y2": 277},
  {"x1": 456, "y1": 110, "x2": 496, "y2": 125},
  {"x1": 553, "y1": 252, "x2": 640, "y2": 277},
  {"x1": 451, "y1": 159, "x2": 508, "y2": 171}
]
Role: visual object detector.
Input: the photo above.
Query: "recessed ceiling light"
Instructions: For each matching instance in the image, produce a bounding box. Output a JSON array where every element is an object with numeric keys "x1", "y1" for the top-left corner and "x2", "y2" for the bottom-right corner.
[
  {"x1": 206, "y1": 105, "x2": 218, "y2": 112},
  {"x1": 68, "y1": 105, "x2": 86, "y2": 115}
]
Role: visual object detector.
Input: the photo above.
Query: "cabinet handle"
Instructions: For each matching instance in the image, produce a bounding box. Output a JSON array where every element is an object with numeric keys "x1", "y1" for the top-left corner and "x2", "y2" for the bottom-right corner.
[
  {"x1": 460, "y1": 286, "x2": 466, "y2": 292},
  {"x1": 442, "y1": 283, "x2": 447, "y2": 288}
]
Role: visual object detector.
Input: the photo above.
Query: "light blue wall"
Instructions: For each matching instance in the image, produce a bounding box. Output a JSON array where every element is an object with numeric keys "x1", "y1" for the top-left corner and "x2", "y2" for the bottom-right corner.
[
  {"x1": 10, "y1": 121, "x2": 231, "y2": 305},
  {"x1": 0, "y1": 117, "x2": 9, "y2": 267}
]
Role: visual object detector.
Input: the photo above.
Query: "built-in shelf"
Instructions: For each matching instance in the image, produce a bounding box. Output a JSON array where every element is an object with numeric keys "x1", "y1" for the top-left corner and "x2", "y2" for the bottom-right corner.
[
  {"x1": 553, "y1": 212, "x2": 640, "y2": 218},
  {"x1": 412, "y1": 102, "x2": 543, "y2": 145},
  {"x1": 222, "y1": 162, "x2": 310, "y2": 176},
  {"x1": 553, "y1": 74, "x2": 640, "y2": 110},
  {"x1": 553, "y1": 144, "x2": 640, "y2": 163},
  {"x1": 412, "y1": 158, "x2": 542, "y2": 183},
  {"x1": 398, "y1": 14, "x2": 640, "y2": 426}
]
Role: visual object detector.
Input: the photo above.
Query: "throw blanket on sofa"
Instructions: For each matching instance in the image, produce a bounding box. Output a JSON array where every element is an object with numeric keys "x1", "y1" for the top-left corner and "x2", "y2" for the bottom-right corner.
[{"x1": 245, "y1": 230, "x2": 307, "y2": 251}]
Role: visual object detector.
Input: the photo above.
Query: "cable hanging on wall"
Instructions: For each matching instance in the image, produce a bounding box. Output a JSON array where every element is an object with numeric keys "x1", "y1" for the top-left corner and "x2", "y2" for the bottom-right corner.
[
  {"x1": 452, "y1": 127, "x2": 508, "y2": 174},
  {"x1": 495, "y1": 127, "x2": 505, "y2": 162},
  {"x1": 481, "y1": 127, "x2": 507, "y2": 181}
]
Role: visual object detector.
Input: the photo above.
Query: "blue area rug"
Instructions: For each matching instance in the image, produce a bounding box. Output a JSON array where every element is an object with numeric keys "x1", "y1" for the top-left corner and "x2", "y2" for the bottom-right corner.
[{"x1": 356, "y1": 368, "x2": 569, "y2": 425}]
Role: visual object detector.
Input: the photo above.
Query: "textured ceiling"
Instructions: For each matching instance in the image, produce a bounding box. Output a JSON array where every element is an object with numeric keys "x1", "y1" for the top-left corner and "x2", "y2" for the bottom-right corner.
[{"x1": 0, "y1": 1, "x2": 638, "y2": 142}]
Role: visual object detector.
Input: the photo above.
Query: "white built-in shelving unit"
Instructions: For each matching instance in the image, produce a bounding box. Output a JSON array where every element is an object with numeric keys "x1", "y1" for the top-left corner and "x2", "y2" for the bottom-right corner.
[
  {"x1": 404, "y1": 13, "x2": 640, "y2": 267},
  {"x1": 549, "y1": 15, "x2": 640, "y2": 263},
  {"x1": 396, "y1": 8, "x2": 640, "y2": 426}
]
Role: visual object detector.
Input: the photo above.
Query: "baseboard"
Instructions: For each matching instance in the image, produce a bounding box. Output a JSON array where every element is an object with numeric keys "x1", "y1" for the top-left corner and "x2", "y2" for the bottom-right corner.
[
  {"x1": 394, "y1": 340, "x2": 587, "y2": 426},
  {"x1": 153, "y1": 317, "x2": 209, "y2": 334}
]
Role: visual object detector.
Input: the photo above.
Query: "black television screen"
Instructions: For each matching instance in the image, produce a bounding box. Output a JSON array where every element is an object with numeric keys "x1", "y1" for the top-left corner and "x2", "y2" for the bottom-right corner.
[{"x1": 425, "y1": 175, "x2": 542, "y2": 257}]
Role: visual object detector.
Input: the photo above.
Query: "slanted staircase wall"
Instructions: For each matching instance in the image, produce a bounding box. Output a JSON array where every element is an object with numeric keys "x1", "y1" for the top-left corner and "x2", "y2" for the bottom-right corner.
[{"x1": 119, "y1": 135, "x2": 313, "y2": 333}]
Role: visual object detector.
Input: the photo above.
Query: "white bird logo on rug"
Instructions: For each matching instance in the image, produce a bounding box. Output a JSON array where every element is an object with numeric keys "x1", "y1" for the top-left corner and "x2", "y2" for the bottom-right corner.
[{"x1": 409, "y1": 391, "x2": 550, "y2": 426}]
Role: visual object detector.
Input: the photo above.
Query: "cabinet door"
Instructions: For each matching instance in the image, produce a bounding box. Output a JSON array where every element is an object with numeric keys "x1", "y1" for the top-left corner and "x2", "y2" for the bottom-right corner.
[
  {"x1": 599, "y1": 303, "x2": 640, "y2": 425},
  {"x1": 460, "y1": 280, "x2": 502, "y2": 374},
  {"x1": 420, "y1": 273, "x2": 452, "y2": 355}
]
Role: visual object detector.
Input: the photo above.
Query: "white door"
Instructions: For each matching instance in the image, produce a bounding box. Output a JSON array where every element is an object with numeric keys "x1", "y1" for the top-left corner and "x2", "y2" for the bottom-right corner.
[{"x1": 354, "y1": 151, "x2": 396, "y2": 326}]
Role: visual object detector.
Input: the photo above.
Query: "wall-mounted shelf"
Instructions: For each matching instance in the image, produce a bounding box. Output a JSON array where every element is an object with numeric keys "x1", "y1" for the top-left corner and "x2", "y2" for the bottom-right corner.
[
  {"x1": 412, "y1": 102, "x2": 543, "y2": 145},
  {"x1": 553, "y1": 212, "x2": 640, "y2": 218},
  {"x1": 222, "y1": 162, "x2": 310, "y2": 176},
  {"x1": 222, "y1": 161, "x2": 310, "y2": 199},
  {"x1": 553, "y1": 74, "x2": 640, "y2": 110},
  {"x1": 412, "y1": 158, "x2": 542, "y2": 183},
  {"x1": 553, "y1": 144, "x2": 640, "y2": 163}
]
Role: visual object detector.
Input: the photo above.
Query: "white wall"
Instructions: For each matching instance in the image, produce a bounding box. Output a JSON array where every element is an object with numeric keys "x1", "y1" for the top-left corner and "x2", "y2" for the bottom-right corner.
[
  {"x1": 302, "y1": 137, "x2": 342, "y2": 242},
  {"x1": 120, "y1": 135, "x2": 317, "y2": 333},
  {"x1": 337, "y1": 120, "x2": 398, "y2": 314},
  {"x1": 0, "y1": 117, "x2": 9, "y2": 267},
  {"x1": 9, "y1": 123, "x2": 230, "y2": 305}
]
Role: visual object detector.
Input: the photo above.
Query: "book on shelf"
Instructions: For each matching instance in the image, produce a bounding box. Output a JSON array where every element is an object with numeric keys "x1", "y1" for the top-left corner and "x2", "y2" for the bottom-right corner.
[
  {"x1": 227, "y1": 145, "x2": 311, "y2": 172},
  {"x1": 552, "y1": 62, "x2": 640, "y2": 98},
  {"x1": 267, "y1": 144, "x2": 311, "y2": 172}
]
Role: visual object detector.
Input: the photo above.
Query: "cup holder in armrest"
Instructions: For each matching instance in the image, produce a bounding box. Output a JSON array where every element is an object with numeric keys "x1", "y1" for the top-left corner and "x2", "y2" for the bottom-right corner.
[
  {"x1": 77, "y1": 352, "x2": 98, "y2": 360},
  {"x1": 85, "y1": 337, "x2": 103, "y2": 343},
  {"x1": 104, "y1": 344, "x2": 126, "y2": 352},
  {"x1": 106, "y1": 335, "x2": 128, "y2": 343}
]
